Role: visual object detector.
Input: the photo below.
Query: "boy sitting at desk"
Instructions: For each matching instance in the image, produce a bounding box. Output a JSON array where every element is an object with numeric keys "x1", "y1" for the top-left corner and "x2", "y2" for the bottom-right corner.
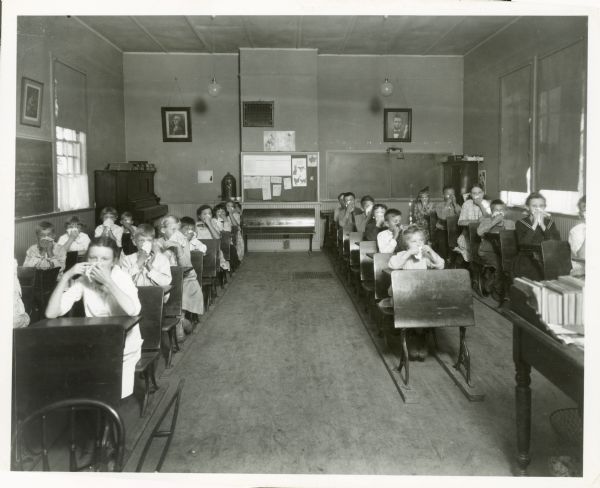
[
  {"x1": 337, "y1": 192, "x2": 364, "y2": 233},
  {"x1": 24, "y1": 221, "x2": 66, "y2": 270},
  {"x1": 376, "y1": 208, "x2": 404, "y2": 253},
  {"x1": 119, "y1": 223, "x2": 172, "y2": 295},
  {"x1": 477, "y1": 199, "x2": 515, "y2": 300}
]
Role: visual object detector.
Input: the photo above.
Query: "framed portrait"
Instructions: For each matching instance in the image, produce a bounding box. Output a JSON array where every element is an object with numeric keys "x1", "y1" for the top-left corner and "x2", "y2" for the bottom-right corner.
[
  {"x1": 20, "y1": 77, "x2": 44, "y2": 127},
  {"x1": 161, "y1": 107, "x2": 192, "y2": 142},
  {"x1": 383, "y1": 108, "x2": 412, "y2": 143}
]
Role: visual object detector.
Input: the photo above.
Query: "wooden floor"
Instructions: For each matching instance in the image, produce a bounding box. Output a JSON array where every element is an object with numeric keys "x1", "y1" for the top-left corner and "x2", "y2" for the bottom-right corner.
[{"x1": 126, "y1": 252, "x2": 579, "y2": 476}]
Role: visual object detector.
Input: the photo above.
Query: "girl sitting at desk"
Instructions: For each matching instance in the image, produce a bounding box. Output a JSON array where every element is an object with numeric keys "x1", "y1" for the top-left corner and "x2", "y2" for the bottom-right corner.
[
  {"x1": 45, "y1": 236, "x2": 143, "y2": 399},
  {"x1": 514, "y1": 191, "x2": 560, "y2": 281}
]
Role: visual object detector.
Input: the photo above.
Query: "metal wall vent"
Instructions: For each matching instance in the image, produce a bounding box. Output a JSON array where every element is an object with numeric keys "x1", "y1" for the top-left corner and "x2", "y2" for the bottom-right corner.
[{"x1": 243, "y1": 101, "x2": 274, "y2": 127}]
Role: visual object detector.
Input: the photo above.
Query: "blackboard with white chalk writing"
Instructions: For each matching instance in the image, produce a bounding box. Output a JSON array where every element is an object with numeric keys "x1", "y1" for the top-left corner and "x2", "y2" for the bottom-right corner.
[{"x1": 15, "y1": 137, "x2": 54, "y2": 217}]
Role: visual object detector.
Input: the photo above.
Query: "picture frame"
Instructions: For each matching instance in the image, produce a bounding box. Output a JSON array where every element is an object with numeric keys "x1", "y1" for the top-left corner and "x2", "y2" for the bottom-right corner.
[
  {"x1": 161, "y1": 107, "x2": 192, "y2": 142},
  {"x1": 383, "y1": 108, "x2": 412, "y2": 143},
  {"x1": 20, "y1": 77, "x2": 44, "y2": 127}
]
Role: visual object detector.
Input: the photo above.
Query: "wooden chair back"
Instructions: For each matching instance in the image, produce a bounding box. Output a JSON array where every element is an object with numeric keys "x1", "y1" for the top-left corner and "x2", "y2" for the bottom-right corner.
[
  {"x1": 349, "y1": 232, "x2": 362, "y2": 267},
  {"x1": 190, "y1": 250, "x2": 204, "y2": 286},
  {"x1": 13, "y1": 398, "x2": 125, "y2": 471},
  {"x1": 220, "y1": 231, "x2": 232, "y2": 261},
  {"x1": 137, "y1": 286, "x2": 165, "y2": 351},
  {"x1": 391, "y1": 269, "x2": 474, "y2": 329},
  {"x1": 373, "y1": 253, "x2": 393, "y2": 300},
  {"x1": 446, "y1": 215, "x2": 459, "y2": 249},
  {"x1": 65, "y1": 251, "x2": 78, "y2": 272},
  {"x1": 359, "y1": 241, "x2": 377, "y2": 282},
  {"x1": 163, "y1": 266, "x2": 183, "y2": 318},
  {"x1": 427, "y1": 212, "x2": 438, "y2": 243},
  {"x1": 499, "y1": 229, "x2": 518, "y2": 277},
  {"x1": 342, "y1": 232, "x2": 351, "y2": 258},
  {"x1": 13, "y1": 324, "x2": 124, "y2": 421},
  {"x1": 121, "y1": 233, "x2": 137, "y2": 256},
  {"x1": 17, "y1": 267, "x2": 35, "y2": 315},
  {"x1": 468, "y1": 222, "x2": 483, "y2": 265},
  {"x1": 199, "y1": 239, "x2": 219, "y2": 279},
  {"x1": 541, "y1": 240, "x2": 573, "y2": 280}
]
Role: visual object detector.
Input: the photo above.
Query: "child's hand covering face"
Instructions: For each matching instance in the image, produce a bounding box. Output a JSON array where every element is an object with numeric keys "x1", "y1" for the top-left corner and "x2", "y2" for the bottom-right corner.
[{"x1": 141, "y1": 241, "x2": 152, "y2": 254}]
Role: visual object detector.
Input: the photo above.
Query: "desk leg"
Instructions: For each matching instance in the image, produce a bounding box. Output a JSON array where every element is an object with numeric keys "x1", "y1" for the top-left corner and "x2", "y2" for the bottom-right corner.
[
  {"x1": 515, "y1": 360, "x2": 532, "y2": 476},
  {"x1": 243, "y1": 234, "x2": 248, "y2": 255},
  {"x1": 397, "y1": 329, "x2": 409, "y2": 385},
  {"x1": 308, "y1": 234, "x2": 313, "y2": 253},
  {"x1": 454, "y1": 326, "x2": 471, "y2": 386}
]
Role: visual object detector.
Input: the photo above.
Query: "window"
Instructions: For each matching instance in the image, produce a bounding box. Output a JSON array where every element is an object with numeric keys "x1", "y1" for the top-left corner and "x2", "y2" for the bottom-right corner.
[
  {"x1": 55, "y1": 125, "x2": 89, "y2": 211},
  {"x1": 53, "y1": 59, "x2": 89, "y2": 212},
  {"x1": 499, "y1": 40, "x2": 586, "y2": 215}
]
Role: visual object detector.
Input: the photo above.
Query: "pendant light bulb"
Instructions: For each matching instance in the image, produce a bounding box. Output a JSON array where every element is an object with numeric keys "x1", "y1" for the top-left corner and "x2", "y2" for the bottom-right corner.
[
  {"x1": 208, "y1": 77, "x2": 221, "y2": 97},
  {"x1": 380, "y1": 78, "x2": 393, "y2": 97}
]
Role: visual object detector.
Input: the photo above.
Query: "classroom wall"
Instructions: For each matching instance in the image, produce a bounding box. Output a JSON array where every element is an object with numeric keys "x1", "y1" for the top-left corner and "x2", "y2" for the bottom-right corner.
[
  {"x1": 123, "y1": 53, "x2": 240, "y2": 204},
  {"x1": 463, "y1": 16, "x2": 588, "y2": 198},
  {"x1": 239, "y1": 49, "x2": 319, "y2": 153},
  {"x1": 16, "y1": 16, "x2": 126, "y2": 207},
  {"x1": 317, "y1": 55, "x2": 464, "y2": 198}
]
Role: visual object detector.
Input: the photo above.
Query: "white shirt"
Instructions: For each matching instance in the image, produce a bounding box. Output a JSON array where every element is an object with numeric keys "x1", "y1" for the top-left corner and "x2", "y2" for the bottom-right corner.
[
  {"x1": 57, "y1": 232, "x2": 91, "y2": 253},
  {"x1": 568, "y1": 222, "x2": 585, "y2": 257},
  {"x1": 119, "y1": 251, "x2": 172, "y2": 288},
  {"x1": 57, "y1": 265, "x2": 142, "y2": 398},
  {"x1": 190, "y1": 238, "x2": 207, "y2": 253},
  {"x1": 94, "y1": 224, "x2": 124, "y2": 247},
  {"x1": 58, "y1": 265, "x2": 141, "y2": 317},
  {"x1": 377, "y1": 229, "x2": 399, "y2": 253}
]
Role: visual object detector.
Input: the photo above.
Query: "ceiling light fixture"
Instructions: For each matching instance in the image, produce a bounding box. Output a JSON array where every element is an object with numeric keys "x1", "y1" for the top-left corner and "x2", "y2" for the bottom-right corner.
[
  {"x1": 208, "y1": 18, "x2": 221, "y2": 97},
  {"x1": 380, "y1": 78, "x2": 393, "y2": 97}
]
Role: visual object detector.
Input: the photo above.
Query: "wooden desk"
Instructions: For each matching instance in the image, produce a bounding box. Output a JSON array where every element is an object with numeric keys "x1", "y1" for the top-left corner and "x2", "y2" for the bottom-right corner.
[
  {"x1": 506, "y1": 286, "x2": 584, "y2": 475},
  {"x1": 13, "y1": 316, "x2": 140, "y2": 420},
  {"x1": 366, "y1": 252, "x2": 375, "y2": 259},
  {"x1": 31, "y1": 316, "x2": 140, "y2": 331}
]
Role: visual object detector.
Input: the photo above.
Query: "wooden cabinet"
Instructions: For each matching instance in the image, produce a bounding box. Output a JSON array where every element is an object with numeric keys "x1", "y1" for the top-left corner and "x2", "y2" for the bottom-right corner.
[
  {"x1": 94, "y1": 170, "x2": 168, "y2": 224},
  {"x1": 442, "y1": 159, "x2": 479, "y2": 204}
]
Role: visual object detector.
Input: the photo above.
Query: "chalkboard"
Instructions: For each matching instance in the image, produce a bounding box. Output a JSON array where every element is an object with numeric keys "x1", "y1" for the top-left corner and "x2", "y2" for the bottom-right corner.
[
  {"x1": 15, "y1": 138, "x2": 54, "y2": 217},
  {"x1": 241, "y1": 152, "x2": 319, "y2": 202},
  {"x1": 326, "y1": 151, "x2": 448, "y2": 199}
]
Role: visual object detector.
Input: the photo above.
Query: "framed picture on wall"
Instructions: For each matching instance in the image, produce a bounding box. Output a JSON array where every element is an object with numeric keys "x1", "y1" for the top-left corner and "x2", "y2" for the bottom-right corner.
[
  {"x1": 383, "y1": 108, "x2": 412, "y2": 143},
  {"x1": 20, "y1": 77, "x2": 44, "y2": 127},
  {"x1": 161, "y1": 107, "x2": 192, "y2": 142}
]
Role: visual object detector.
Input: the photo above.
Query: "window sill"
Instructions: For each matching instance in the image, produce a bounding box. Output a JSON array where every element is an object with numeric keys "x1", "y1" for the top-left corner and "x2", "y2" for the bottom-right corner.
[{"x1": 14, "y1": 207, "x2": 95, "y2": 223}]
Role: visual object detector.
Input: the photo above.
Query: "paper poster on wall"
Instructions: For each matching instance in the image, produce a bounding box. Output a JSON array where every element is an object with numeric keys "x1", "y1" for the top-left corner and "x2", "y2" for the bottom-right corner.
[
  {"x1": 261, "y1": 177, "x2": 272, "y2": 200},
  {"x1": 307, "y1": 154, "x2": 318, "y2": 167},
  {"x1": 197, "y1": 170, "x2": 213, "y2": 184},
  {"x1": 271, "y1": 176, "x2": 282, "y2": 184},
  {"x1": 283, "y1": 178, "x2": 292, "y2": 190},
  {"x1": 272, "y1": 184, "x2": 282, "y2": 197},
  {"x1": 291, "y1": 157, "x2": 307, "y2": 187},
  {"x1": 243, "y1": 176, "x2": 262, "y2": 189},
  {"x1": 244, "y1": 154, "x2": 291, "y2": 176},
  {"x1": 263, "y1": 131, "x2": 296, "y2": 152}
]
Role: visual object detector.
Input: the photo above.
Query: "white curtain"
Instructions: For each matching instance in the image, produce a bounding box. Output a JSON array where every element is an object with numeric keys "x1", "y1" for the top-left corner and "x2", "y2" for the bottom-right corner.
[{"x1": 57, "y1": 174, "x2": 89, "y2": 211}]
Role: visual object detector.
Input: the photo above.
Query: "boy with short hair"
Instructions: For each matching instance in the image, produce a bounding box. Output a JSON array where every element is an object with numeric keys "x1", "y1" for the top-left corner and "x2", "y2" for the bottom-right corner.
[
  {"x1": 337, "y1": 192, "x2": 364, "y2": 233},
  {"x1": 355, "y1": 195, "x2": 375, "y2": 234},
  {"x1": 24, "y1": 221, "x2": 66, "y2": 270},
  {"x1": 477, "y1": 199, "x2": 515, "y2": 300},
  {"x1": 376, "y1": 209, "x2": 404, "y2": 253}
]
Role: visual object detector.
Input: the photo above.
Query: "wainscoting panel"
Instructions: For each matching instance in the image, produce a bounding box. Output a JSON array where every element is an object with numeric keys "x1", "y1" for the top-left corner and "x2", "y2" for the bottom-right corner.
[{"x1": 14, "y1": 209, "x2": 96, "y2": 264}]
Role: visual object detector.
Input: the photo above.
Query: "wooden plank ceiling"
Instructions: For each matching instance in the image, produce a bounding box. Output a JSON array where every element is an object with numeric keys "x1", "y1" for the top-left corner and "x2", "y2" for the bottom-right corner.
[{"x1": 77, "y1": 15, "x2": 515, "y2": 55}]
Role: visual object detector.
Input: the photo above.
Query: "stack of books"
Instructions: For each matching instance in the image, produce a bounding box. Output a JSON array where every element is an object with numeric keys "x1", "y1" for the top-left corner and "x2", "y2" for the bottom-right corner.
[{"x1": 513, "y1": 275, "x2": 585, "y2": 334}]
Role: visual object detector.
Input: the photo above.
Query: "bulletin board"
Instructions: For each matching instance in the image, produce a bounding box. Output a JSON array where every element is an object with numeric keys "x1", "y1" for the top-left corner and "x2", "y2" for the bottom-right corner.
[
  {"x1": 241, "y1": 152, "x2": 319, "y2": 202},
  {"x1": 326, "y1": 151, "x2": 448, "y2": 199}
]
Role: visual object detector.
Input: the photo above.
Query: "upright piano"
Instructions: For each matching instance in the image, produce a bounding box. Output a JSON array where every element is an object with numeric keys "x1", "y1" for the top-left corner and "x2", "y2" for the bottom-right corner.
[
  {"x1": 94, "y1": 169, "x2": 168, "y2": 224},
  {"x1": 242, "y1": 208, "x2": 316, "y2": 253}
]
